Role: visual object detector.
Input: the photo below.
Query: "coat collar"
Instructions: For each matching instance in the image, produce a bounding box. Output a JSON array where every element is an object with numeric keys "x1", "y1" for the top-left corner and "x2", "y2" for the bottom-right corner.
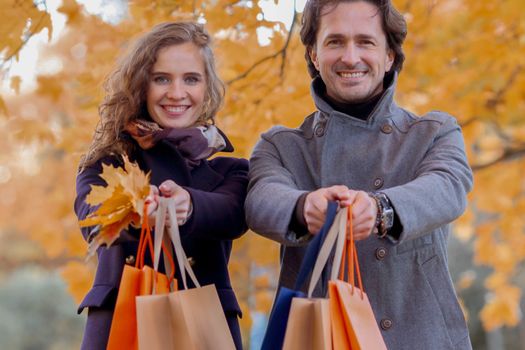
[{"x1": 310, "y1": 71, "x2": 400, "y2": 126}]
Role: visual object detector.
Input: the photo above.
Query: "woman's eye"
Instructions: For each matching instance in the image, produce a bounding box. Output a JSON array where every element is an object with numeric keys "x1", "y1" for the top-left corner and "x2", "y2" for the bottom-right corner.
[
  {"x1": 185, "y1": 76, "x2": 201, "y2": 84},
  {"x1": 153, "y1": 76, "x2": 170, "y2": 84}
]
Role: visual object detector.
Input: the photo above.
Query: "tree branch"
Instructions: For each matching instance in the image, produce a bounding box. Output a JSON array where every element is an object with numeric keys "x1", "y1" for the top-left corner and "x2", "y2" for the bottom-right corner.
[
  {"x1": 192, "y1": 0, "x2": 198, "y2": 19},
  {"x1": 278, "y1": 6, "x2": 297, "y2": 78},
  {"x1": 227, "y1": 6, "x2": 297, "y2": 85},
  {"x1": 471, "y1": 145, "x2": 525, "y2": 171},
  {"x1": 459, "y1": 117, "x2": 479, "y2": 128},
  {"x1": 485, "y1": 65, "x2": 523, "y2": 110}
]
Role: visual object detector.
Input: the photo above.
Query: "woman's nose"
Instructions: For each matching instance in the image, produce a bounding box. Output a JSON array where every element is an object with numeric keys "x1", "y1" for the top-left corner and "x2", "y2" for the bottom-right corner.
[{"x1": 166, "y1": 81, "x2": 186, "y2": 100}]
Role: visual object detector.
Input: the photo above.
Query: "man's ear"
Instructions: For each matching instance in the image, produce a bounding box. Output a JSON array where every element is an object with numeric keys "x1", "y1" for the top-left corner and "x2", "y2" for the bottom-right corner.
[
  {"x1": 308, "y1": 45, "x2": 320, "y2": 71},
  {"x1": 385, "y1": 48, "x2": 395, "y2": 72}
]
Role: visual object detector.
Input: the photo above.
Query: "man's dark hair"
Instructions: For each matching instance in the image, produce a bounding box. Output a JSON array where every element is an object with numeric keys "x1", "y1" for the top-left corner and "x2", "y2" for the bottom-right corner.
[{"x1": 300, "y1": 0, "x2": 407, "y2": 78}]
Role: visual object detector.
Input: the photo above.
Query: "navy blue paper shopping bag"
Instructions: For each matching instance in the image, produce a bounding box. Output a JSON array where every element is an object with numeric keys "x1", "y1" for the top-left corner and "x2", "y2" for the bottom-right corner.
[{"x1": 260, "y1": 201, "x2": 339, "y2": 350}]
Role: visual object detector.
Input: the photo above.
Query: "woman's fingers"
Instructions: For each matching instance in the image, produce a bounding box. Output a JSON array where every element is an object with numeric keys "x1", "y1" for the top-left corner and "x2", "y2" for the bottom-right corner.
[{"x1": 159, "y1": 180, "x2": 178, "y2": 197}]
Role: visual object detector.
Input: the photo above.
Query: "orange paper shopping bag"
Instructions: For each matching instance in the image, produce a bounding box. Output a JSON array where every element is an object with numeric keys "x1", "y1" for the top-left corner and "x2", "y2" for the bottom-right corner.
[{"x1": 329, "y1": 207, "x2": 387, "y2": 350}]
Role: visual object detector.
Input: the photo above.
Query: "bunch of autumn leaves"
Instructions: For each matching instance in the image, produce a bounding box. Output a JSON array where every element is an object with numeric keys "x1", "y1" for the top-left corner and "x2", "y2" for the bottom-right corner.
[{"x1": 79, "y1": 156, "x2": 151, "y2": 257}]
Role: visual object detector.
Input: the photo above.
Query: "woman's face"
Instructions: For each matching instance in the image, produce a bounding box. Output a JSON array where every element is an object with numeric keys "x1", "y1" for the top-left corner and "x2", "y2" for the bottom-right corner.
[{"x1": 146, "y1": 42, "x2": 207, "y2": 129}]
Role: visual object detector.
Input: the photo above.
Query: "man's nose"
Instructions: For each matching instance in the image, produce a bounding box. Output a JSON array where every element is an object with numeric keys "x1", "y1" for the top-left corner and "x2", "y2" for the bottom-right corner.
[
  {"x1": 166, "y1": 81, "x2": 186, "y2": 100},
  {"x1": 341, "y1": 43, "x2": 360, "y2": 65}
]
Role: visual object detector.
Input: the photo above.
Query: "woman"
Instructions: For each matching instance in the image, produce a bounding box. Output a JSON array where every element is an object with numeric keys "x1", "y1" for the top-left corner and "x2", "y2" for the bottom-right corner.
[{"x1": 74, "y1": 22, "x2": 248, "y2": 349}]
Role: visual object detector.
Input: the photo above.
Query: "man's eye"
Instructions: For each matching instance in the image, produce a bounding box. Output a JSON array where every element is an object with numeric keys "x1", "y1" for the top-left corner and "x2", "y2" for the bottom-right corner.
[{"x1": 327, "y1": 39, "x2": 342, "y2": 46}]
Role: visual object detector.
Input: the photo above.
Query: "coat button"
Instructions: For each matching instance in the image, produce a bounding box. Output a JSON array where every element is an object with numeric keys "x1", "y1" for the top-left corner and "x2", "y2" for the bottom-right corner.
[
  {"x1": 187, "y1": 257, "x2": 196, "y2": 267},
  {"x1": 381, "y1": 124, "x2": 393, "y2": 134},
  {"x1": 375, "y1": 247, "x2": 387, "y2": 260},
  {"x1": 373, "y1": 177, "x2": 384, "y2": 189},
  {"x1": 380, "y1": 318, "x2": 393, "y2": 330},
  {"x1": 314, "y1": 123, "x2": 325, "y2": 137},
  {"x1": 125, "y1": 255, "x2": 136, "y2": 265}
]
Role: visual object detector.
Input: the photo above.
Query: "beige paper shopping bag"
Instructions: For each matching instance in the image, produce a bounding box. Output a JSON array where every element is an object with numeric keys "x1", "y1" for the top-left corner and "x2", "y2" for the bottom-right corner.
[
  {"x1": 136, "y1": 197, "x2": 235, "y2": 350},
  {"x1": 282, "y1": 297, "x2": 332, "y2": 350}
]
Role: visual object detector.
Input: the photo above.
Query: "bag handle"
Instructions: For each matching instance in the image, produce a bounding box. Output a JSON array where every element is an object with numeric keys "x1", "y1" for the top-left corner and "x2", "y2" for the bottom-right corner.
[
  {"x1": 337, "y1": 208, "x2": 351, "y2": 282},
  {"x1": 136, "y1": 202, "x2": 154, "y2": 269},
  {"x1": 150, "y1": 200, "x2": 176, "y2": 294},
  {"x1": 293, "y1": 201, "x2": 339, "y2": 291},
  {"x1": 339, "y1": 206, "x2": 365, "y2": 298},
  {"x1": 307, "y1": 205, "x2": 348, "y2": 297},
  {"x1": 159, "y1": 196, "x2": 201, "y2": 290}
]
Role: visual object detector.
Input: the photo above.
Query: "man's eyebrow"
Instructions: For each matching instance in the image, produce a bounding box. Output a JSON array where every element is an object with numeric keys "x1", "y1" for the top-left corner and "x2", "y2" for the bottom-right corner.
[
  {"x1": 323, "y1": 33, "x2": 378, "y2": 41},
  {"x1": 355, "y1": 33, "x2": 378, "y2": 41},
  {"x1": 323, "y1": 33, "x2": 346, "y2": 41}
]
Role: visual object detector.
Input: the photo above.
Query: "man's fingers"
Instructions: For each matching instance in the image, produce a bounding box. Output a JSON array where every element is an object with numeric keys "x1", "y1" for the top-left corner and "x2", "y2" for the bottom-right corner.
[
  {"x1": 307, "y1": 219, "x2": 324, "y2": 235},
  {"x1": 325, "y1": 185, "x2": 350, "y2": 201}
]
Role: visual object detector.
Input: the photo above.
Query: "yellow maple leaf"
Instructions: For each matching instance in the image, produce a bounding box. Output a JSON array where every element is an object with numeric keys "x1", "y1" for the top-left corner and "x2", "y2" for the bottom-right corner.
[
  {"x1": 0, "y1": 96, "x2": 8, "y2": 116},
  {"x1": 10, "y1": 76, "x2": 21, "y2": 94},
  {"x1": 117, "y1": 156, "x2": 151, "y2": 216},
  {"x1": 480, "y1": 284, "x2": 522, "y2": 330},
  {"x1": 79, "y1": 155, "x2": 150, "y2": 257},
  {"x1": 60, "y1": 261, "x2": 94, "y2": 304},
  {"x1": 58, "y1": 0, "x2": 83, "y2": 25}
]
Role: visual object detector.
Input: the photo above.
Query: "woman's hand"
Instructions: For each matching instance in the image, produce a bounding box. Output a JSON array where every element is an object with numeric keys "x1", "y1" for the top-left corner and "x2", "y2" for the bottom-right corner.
[
  {"x1": 159, "y1": 180, "x2": 193, "y2": 226},
  {"x1": 145, "y1": 185, "x2": 160, "y2": 228}
]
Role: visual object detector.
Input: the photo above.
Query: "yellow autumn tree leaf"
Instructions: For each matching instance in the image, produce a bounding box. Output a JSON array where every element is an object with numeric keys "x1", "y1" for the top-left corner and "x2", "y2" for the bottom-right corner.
[
  {"x1": 10, "y1": 75, "x2": 21, "y2": 94},
  {"x1": 85, "y1": 163, "x2": 127, "y2": 205},
  {"x1": 79, "y1": 155, "x2": 150, "y2": 256},
  {"x1": 58, "y1": 0, "x2": 84, "y2": 25},
  {"x1": 60, "y1": 260, "x2": 94, "y2": 304},
  {"x1": 480, "y1": 284, "x2": 522, "y2": 331},
  {"x1": 0, "y1": 96, "x2": 8, "y2": 116}
]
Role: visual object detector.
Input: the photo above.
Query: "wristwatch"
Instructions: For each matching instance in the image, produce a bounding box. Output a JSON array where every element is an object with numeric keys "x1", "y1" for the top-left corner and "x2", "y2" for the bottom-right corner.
[{"x1": 370, "y1": 192, "x2": 394, "y2": 238}]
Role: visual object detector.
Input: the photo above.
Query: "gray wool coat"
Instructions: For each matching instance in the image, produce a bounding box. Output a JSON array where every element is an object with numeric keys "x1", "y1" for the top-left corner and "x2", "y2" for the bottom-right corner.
[{"x1": 245, "y1": 73, "x2": 473, "y2": 349}]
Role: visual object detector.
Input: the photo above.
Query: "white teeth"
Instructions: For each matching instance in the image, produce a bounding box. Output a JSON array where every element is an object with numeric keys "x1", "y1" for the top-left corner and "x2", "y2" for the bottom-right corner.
[
  {"x1": 164, "y1": 106, "x2": 188, "y2": 113},
  {"x1": 340, "y1": 72, "x2": 365, "y2": 78}
]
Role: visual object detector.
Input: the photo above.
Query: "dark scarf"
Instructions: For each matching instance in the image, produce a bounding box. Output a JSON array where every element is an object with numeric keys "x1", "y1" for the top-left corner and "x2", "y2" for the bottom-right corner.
[
  {"x1": 125, "y1": 120, "x2": 228, "y2": 169},
  {"x1": 314, "y1": 72, "x2": 394, "y2": 120}
]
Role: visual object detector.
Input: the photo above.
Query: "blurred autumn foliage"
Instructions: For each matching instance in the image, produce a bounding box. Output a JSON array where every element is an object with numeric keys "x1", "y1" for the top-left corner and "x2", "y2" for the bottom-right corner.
[{"x1": 0, "y1": 0, "x2": 524, "y2": 347}]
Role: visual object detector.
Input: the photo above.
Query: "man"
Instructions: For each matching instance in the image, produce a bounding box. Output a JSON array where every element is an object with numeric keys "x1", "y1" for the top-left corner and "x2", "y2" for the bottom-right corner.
[{"x1": 245, "y1": 0, "x2": 473, "y2": 349}]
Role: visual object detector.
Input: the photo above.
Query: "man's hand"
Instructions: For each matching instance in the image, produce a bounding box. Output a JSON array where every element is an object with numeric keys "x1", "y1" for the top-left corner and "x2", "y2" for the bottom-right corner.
[
  {"x1": 159, "y1": 180, "x2": 192, "y2": 225},
  {"x1": 304, "y1": 185, "x2": 352, "y2": 234},
  {"x1": 347, "y1": 190, "x2": 378, "y2": 241},
  {"x1": 303, "y1": 186, "x2": 379, "y2": 240}
]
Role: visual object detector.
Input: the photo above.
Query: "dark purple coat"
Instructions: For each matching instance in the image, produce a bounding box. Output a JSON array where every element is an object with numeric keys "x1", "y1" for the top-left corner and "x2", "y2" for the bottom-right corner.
[{"x1": 74, "y1": 135, "x2": 248, "y2": 348}]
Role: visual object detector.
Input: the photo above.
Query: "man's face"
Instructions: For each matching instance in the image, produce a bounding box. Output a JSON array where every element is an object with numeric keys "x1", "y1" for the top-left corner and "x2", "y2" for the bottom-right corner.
[{"x1": 309, "y1": 1, "x2": 394, "y2": 104}]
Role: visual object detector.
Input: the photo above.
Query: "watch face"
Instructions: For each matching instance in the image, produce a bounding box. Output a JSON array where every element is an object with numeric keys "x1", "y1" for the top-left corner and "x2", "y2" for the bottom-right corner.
[
  {"x1": 382, "y1": 208, "x2": 394, "y2": 229},
  {"x1": 378, "y1": 193, "x2": 394, "y2": 230}
]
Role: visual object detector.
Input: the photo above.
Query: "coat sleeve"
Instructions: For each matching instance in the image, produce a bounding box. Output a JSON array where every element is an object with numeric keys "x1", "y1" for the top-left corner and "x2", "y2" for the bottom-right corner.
[
  {"x1": 245, "y1": 133, "x2": 310, "y2": 246},
  {"x1": 383, "y1": 114, "x2": 473, "y2": 243},
  {"x1": 75, "y1": 160, "x2": 107, "y2": 242},
  {"x1": 180, "y1": 158, "x2": 249, "y2": 240}
]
